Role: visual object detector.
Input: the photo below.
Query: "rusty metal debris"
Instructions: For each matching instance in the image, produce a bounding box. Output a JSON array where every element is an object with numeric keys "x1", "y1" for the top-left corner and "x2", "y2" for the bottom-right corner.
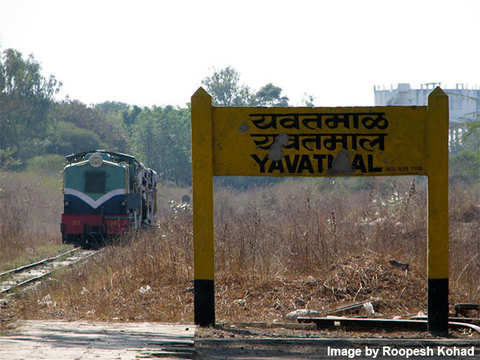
[
  {"x1": 325, "y1": 299, "x2": 379, "y2": 316},
  {"x1": 389, "y1": 259, "x2": 409, "y2": 271},
  {"x1": 455, "y1": 303, "x2": 480, "y2": 317},
  {"x1": 297, "y1": 316, "x2": 480, "y2": 334}
]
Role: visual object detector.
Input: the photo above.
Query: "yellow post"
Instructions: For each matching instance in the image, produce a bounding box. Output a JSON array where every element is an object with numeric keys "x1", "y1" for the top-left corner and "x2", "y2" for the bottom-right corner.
[
  {"x1": 191, "y1": 87, "x2": 215, "y2": 326},
  {"x1": 426, "y1": 87, "x2": 449, "y2": 336}
]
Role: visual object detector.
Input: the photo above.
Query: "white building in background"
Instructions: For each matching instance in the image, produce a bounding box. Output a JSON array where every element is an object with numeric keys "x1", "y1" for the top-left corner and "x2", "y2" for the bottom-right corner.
[
  {"x1": 374, "y1": 83, "x2": 480, "y2": 124},
  {"x1": 374, "y1": 83, "x2": 480, "y2": 152}
]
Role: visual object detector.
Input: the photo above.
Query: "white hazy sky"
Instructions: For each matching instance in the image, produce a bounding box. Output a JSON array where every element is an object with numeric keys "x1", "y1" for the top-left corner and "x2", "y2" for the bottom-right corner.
[{"x1": 1, "y1": 0, "x2": 478, "y2": 107}]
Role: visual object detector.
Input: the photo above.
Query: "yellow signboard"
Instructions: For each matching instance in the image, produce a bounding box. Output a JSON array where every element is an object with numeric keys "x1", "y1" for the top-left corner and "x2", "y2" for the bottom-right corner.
[
  {"x1": 191, "y1": 87, "x2": 449, "y2": 337},
  {"x1": 213, "y1": 106, "x2": 426, "y2": 177}
]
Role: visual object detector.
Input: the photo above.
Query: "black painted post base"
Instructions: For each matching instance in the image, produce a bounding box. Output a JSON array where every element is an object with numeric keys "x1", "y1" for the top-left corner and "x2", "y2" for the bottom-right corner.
[
  {"x1": 428, "y1": 278, "x2": 449, "y2": 336},
  {"x1": 194, "y1": 279, "x2": 215, "y2": 326}
]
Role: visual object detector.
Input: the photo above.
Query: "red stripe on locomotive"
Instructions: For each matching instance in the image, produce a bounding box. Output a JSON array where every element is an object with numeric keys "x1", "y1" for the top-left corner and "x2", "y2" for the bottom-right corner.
[{"x1": 61, "y1": 214, "x2": 129, "y2": 235}]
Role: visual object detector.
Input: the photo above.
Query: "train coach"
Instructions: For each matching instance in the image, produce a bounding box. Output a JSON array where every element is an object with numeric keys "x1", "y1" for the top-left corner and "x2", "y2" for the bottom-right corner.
[{"x1": 61, "y1": 150, "x2": 158, "y2": 248}]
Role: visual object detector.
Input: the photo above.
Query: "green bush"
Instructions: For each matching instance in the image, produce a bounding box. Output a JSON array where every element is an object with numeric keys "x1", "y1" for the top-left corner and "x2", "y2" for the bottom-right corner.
[
  {"x1": 450, "y1": 150, "x2": 480, "y2": 185},
  {"x1": 25, "y1": 154, "x2": 65, "y2": 175},
  {"x1": 49, "y1": 121, "x2": 104, "y2": 155}
]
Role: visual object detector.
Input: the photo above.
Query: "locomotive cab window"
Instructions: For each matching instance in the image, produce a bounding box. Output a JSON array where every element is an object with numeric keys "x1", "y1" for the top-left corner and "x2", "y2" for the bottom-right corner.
[{"x1": 85, "y1": 171, "x2": 106, "y2": 193}]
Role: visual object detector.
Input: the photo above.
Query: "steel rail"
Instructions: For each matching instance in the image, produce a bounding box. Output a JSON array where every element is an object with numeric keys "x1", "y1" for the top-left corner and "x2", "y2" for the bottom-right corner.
[
  {"x1": 0, "y1": 249, "x2": 99, "y2": 295},
  {"x1": 412, "y1": 315, "x2": 480, "y2": 325},
  {"x1": 0, "y1": 247, "x2": 80, "y2": 279}
]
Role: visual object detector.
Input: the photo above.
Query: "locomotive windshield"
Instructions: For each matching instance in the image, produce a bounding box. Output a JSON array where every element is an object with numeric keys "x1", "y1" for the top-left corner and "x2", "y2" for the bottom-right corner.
[{"x1": 84, "y1": 171, "x2": 106, "y2": 193}]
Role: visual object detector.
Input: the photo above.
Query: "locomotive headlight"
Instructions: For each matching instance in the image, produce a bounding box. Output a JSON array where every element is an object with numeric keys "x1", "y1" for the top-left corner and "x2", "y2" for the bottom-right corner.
[
  {"x1": 121, "y1": 200, "x2": 126, "y2": 207},
  {"x1": 64, "y1": 200, "x2": 70, "y2": 207},
  {"x1": 89, "y1": 153, "x2": 103, "y2": 168}
]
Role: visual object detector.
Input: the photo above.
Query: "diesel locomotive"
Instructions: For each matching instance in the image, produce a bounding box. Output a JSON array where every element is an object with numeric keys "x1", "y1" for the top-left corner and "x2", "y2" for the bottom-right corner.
[{"x1": 61, "y1": 150, "x2": 158, "y2": 248}]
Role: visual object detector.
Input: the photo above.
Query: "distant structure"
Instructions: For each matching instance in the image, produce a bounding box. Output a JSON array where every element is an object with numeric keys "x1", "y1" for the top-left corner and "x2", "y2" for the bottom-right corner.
[{"x1": 374, "y1": 83, "x2": 480, "y2": 152}]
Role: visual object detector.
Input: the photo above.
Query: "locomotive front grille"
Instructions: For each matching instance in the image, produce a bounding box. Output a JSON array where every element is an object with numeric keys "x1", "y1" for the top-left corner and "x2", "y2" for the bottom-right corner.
[{"x1": 84, "y1": 224, "x2": 105, "y2": 235}]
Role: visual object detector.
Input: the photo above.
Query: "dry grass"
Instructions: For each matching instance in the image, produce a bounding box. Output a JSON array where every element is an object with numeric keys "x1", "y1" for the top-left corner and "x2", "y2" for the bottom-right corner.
[
  {"x1": 0, "y1": 170, "x2": 71, "y2": 333},
  {"x1": 6, "y1": 176, "x2": 479, "y2": 326},
  {"x1": 0, "y1": 171, "x2": 69, "y2": 272},
  {"x1": 214, "y1": 177, "x2": 427, "y2": 278},
  {"x1": 16, "y1": 228, "x2": 194, "y2": 322},
  {"x1": 449, "y1": 184, "x2": 480, "y2": 304}
]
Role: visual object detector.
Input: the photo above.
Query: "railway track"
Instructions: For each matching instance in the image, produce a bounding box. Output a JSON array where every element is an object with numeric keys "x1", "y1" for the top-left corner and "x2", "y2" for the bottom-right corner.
[{"x1": 0, "y1": 248, "x2": 99, "y2": 295}]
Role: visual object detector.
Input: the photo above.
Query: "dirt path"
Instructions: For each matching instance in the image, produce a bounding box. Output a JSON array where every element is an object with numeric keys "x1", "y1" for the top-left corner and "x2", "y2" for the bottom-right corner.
[
  {"x1": 0, "y1": 320, "x2": 196, "y2": 359},
  {"x1": 2, "y1": 320, "x2": 480, "y2": 359}
]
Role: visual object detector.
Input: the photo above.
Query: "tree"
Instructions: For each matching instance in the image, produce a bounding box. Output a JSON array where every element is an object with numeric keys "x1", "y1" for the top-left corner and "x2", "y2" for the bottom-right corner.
[
  {"x1": 95, "y1": 101, "x2": 130, "y2": 116},
  {"x1": 252, "y1": 83, "x2": 289, "y2": 106},
  {"x1": 0, "y1": 48, "x2": 61, "y2": 167},
  {"x1": 48, "y1": 121, "x2": 104, "y2": 155},
  {"x1": 201, "y1": 66, "x2": 292, "y2": 188},
  {"x1": 301, "y1": 93, "x2": 315, "y2": 107},
  {"x1": 201, "y1": 66, "x2": 252, "y2": 106},
  {"x1": 461, "y1": 120, "x2": 480, "y2": 152},
  {"x1": 122, "y1": 105, "x2": 142, "y2": 128},
  {"x1": 52, "y1": 99, "x2": 128, "y2": 153},
  {"x1": 131, "y1": 106, "x2": 191, "y2": 185},
  {"x1": 449, "y1": 149, "x2": 480, "y2": 185},
  {"x1": 202, "y1": 66, "x2": 290, "y2": 107}
]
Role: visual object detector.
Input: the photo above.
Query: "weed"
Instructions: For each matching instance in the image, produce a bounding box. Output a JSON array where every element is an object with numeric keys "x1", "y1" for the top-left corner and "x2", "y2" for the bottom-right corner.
[{"x1": 4, "y1": 175, "x2": 480, "y2": 323}]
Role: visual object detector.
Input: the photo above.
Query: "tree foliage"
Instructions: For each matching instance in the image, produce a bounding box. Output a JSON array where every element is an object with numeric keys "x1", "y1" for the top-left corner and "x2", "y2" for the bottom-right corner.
[
  {"x1": 10, "y1": 52, "x2": 480, "y2": 190},
  {"x1": 301, "y1": 93, "x2": 315, "y2": 107},
  {"x1": 201, "y1": 66, "x2": 252, "y2": 106},
  {"x1": 252, "y1": 83, "x2": 289, "y2": 106},
  {"x1": 48, "y1": 120, "x2": 103, "y2": 155},
  {"x1": 201, "y1": 66, "x2": 289, "y2": 107},
  {"x1": 449, "y1": 149, "x2": 480, "y2": 185},
  {"x1": 462, "y1": 120, "x2": 480, "y2": 152},
  {"x1": 202, "y1": 67, "x2": 289, "y2": 188},
  {"x1": 95, "y1": 101, "x2": 130, "y2": 116},
  {"x1": 131, "y1": 106, "x2": 191, "y2": 185},
  {"x1": 51, "y1": 100, "x2": 128, "y2": 153},
  {"x1": 0, "y1": 48, "x2": 61, "y2": 167}
]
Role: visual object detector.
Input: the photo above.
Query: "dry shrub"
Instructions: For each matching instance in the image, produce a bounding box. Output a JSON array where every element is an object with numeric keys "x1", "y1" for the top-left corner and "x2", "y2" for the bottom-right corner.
[
  {"x1": 212, "y1": 177, "x2": 431, "y2": 321},
  {"x1": 19, "y1": 213, "x2": 194, "y2": 322},
  {"x1": 11, "y1": 176, "x2": 480, "y2": 323},
  {"x1": 0, "y1": 172, "x2": 62, "y2": 269},
  {"x1": 215, "y1": 251, "x2": 426, "y2": 322},
  {"x1": 449, "y1": 184, "x2": 480, "y2": 305},
  {"x1": 214, "y1": 177, "x2": 426, "y2": 277}
]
